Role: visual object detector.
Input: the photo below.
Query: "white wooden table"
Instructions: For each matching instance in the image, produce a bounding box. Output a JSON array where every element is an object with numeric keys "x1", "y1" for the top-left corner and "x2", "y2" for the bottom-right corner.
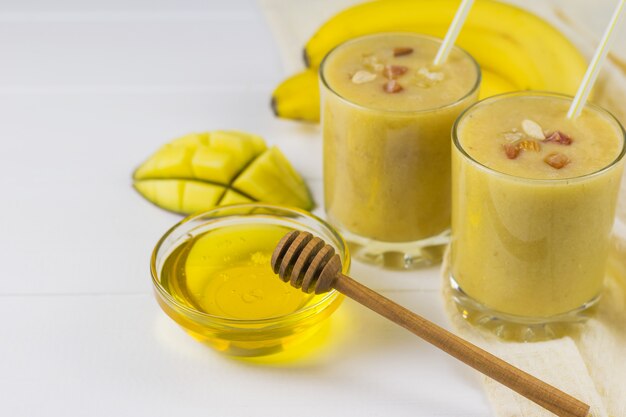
[{"x1": 0, "y1": 1, "x2": 616, "y2": 416}]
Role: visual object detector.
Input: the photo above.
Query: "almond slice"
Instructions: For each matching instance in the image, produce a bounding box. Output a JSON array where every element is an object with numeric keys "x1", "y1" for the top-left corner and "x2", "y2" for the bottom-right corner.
[
  {"x1": 521, "y1": 119, "x2": 545, "y2": 140},
  {"x1": 544, "y1": 152, "x2": 570, "y2": 169},
  {"x1": 503, "y1": 132, "x2": 524, "y2": 141},
  {"x1": 351, "y1": 70, "x2": 377, "y2": 84},
  {"x1": 393, "y1": 47, "x2": 413, "y2": 57},
  {"x1": 363, "y1": 55, "x2": 384, "y2": 72},
  {"x1": 383, "y1": 65, "x2": 408, "y2": 79},
  {"x1": 544, "y1": 131, "x2": 573, "y2": 145},
  {"x1": 383, "y1": 80, "x2": 403, "y2": 93}
]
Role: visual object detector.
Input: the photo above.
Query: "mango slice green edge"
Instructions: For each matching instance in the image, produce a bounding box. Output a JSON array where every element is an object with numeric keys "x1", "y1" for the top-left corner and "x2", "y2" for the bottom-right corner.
[{"x1": 132, "y1": 130, "x2": 314, "y2": 214}]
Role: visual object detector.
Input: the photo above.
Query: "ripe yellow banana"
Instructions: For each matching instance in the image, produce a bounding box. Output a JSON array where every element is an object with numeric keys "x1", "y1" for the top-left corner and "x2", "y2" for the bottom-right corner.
[
  {"x1": 272, "y1": 0, "x2": 588, "y2": 123},
  {"x1": 271, "y1": 69, "x2": 319, "y2": 122}
]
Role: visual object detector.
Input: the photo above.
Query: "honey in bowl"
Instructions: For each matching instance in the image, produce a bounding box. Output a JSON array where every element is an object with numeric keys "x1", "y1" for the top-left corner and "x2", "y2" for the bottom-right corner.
[
  {"x1": 161, "y1": 224, "x2": 317, "y2": 321},
  {"x1": 151, "y1": 204, "x2": 348, "y2": 358}
]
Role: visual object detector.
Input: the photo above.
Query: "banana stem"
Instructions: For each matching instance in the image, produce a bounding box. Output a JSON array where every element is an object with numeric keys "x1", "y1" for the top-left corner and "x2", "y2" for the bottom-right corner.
[
  {"x1": 433, "y1": 0, "x2": 475, "y2": 67},
  {"x1": 567, "y1": 0, "x2": 626, "y2": 119}
]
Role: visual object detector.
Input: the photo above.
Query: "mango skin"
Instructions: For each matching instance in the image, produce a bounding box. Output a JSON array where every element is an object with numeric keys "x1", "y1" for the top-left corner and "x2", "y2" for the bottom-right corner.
[{"x1": 133, "y1": 131, "x2": 314, "y2": 214}]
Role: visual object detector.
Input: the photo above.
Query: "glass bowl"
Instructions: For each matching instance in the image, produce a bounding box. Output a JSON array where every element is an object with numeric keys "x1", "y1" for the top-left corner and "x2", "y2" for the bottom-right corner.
[{"x1": 151, "y1": 204, "x2": 350, "y2": 357}]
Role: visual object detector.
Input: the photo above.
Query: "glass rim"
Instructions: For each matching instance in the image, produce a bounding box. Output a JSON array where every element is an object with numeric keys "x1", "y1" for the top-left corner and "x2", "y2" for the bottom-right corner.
[
  {"x1": 452, "y1": 91, "x2": 626, "y2": 183},
  {"x1": 319, "y1": 32, "x2": 482, "y2": 115},
  {"x1": 150, "y1": 203, "x2": 350, "y2": 326}
]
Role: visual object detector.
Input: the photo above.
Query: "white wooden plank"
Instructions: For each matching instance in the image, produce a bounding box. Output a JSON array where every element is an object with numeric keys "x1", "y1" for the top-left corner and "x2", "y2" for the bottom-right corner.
[
  {"x1": 0, "y1": 18, "x2": 282, "y2": 87},
  {"x1": 0, "y1": 0, "x2": 256, "y2": 13}
]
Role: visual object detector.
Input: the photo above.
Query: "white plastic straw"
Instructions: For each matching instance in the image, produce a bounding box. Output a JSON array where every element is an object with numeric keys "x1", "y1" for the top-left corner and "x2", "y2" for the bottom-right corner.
[
  {"x1": 567, "y1": 0, "x2": 626, "y2": 119},
  {"x1": 433, "y1": 0, "x2": 475, "y2": 66}
]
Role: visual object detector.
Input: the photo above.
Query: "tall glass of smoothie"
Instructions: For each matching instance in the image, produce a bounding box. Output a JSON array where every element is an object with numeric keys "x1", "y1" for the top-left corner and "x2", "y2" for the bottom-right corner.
[
  {"x1": 320, "y1": 33, "x2": 481, "y2": 268},
  {"x1": 451, "y1": 92, "x2": 626, "y2": 337}
]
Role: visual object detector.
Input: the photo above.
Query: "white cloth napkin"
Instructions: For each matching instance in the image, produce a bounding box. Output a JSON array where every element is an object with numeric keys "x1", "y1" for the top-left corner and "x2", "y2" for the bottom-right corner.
[
  {"x1": 441, "y1": 243, "x2": 626, "y2": 417},
  {"x1": 258, "y1": 1, "x2": 626, "y2": 415}
]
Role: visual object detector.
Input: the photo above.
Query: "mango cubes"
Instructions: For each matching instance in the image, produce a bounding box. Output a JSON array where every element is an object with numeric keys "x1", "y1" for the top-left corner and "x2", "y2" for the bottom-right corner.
[{"x1": 133, "y1": 131, "x2": 313, "y2": 214}]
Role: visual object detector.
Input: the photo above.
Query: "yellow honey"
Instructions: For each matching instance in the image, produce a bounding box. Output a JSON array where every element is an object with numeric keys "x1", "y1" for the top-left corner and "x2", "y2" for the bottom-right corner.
[
  {"x1": 161, "y1": 223, "x2": 318, "y2": 321},
  {"x1": 153, "y1": 211, "x2": 346, "y2": 359}
]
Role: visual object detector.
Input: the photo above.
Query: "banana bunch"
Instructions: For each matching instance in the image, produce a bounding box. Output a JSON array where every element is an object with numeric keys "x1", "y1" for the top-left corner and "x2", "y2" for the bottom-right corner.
[
  {"x1": 271, "y1": 0, "x2": 588, "y2": 122},
  {"x1": 133, "y1": 131, "x2": 313, "y2": 214}
]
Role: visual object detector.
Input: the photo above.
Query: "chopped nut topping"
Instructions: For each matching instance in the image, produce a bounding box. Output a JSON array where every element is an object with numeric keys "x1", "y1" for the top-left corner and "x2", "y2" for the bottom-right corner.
[
  {"x1": 383, "y1": 79, "x2": 403, "y2": 93},
  {"x1": 418, "y1": 67, "x2": 445, "y2": 81},
  {"x1": 544, "y1": 131, "x2": 573, "y2": 145},
  {"x1": 502, "y1": 139, "x2": 540, "y2": 159},
  {"x1": 517, "y1": 139, "x2": 541, "y2": 152},
  {"x1": 363, "y1": 55, "x2": 384, "y2": 72},
  {"x1": 503, "y1": 143, "x2": 520, "y2": 159},
  {"x1": 351, "y1": 70, "x2": 377, "y2": 84},
  {"x1": 544, "y1": 152, "x2": 570, "y2": 169},
  {"x1": 393, "y1": 47, "x2": 414, "y2": 57},
  {"x1": 383, "y1": 65, "x2": 408, "y2": 79},
  {"x1": 362, "y1": 54, "x2": 376, "y2": 62},
  {"x1": 503, "y1": 132, "x2": 524, "y2": 142},
  {"x1": 521, "y1": 119, "x2": 546, "y2": 140}
]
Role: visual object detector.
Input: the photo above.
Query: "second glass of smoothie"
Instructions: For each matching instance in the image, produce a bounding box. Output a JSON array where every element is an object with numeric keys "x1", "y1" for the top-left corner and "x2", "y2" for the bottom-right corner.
[
  {"x1": 320, "y1": 33, "x2": 481, "y2": 268},
  {"x1": 451, "y1": 92, "x2": 626, "y2": 339}
]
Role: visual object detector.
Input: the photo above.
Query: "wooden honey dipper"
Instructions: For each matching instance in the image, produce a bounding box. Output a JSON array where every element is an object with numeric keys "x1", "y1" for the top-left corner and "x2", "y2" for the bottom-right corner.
[{"x1": 271, "y1": 230, "x2": 590, "y2": 417}]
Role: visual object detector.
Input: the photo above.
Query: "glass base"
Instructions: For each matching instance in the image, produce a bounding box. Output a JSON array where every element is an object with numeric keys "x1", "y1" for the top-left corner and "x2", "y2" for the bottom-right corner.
[
  {"x1": 187, "y1": 319, "x2": 328, "y2": 359},
  {"x1": 338, "y1": 227, "x2": 450, "y2": 269},
  {"x1": 449, "y1": 275, "x2": 599, "y2": 342}
]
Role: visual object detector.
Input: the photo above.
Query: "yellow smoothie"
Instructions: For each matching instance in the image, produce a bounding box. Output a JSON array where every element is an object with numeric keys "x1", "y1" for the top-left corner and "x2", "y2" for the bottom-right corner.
[
  {"x1": 451, "y1": 93, "x2": 625, "y2": 318},
  {"x1": 321, "y1": 33, "x2": 480, "y2": 255}
]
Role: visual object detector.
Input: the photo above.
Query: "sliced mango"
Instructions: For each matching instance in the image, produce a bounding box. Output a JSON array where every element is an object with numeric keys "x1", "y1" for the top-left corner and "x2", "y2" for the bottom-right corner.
[
  {"x1": 170, "y1": 132, "x2": 210, "y2": 148},
  {"x1": 233, "y1": 147, "x2": 313, "y2": 210},
  {"x1": 133, "y1": 145, "x2": 195, "y2": 179},
  {"x1": 133, "y1": 131, "x2": 313, "y2": 214},
  {"x1": 210, "y1": 130, "x2": 267, "y2": 168},
  {"x1": 181, "y1": 181, "x2": 225, "y2": 214},
  {"x1": 221, "y1": 189, "x2": 254, "y2": 205},
  {"x1": 134, "y1": 179, "x2": 224, "y2": 214},
  {"x1": 191, "y1": 147, "x2": 239, "y2": 184}
]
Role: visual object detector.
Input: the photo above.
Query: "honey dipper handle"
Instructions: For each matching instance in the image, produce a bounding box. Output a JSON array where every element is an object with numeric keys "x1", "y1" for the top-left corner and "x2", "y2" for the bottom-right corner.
[{"x1": 333, "y1": 274, "x2": 590, "y2": 417}]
